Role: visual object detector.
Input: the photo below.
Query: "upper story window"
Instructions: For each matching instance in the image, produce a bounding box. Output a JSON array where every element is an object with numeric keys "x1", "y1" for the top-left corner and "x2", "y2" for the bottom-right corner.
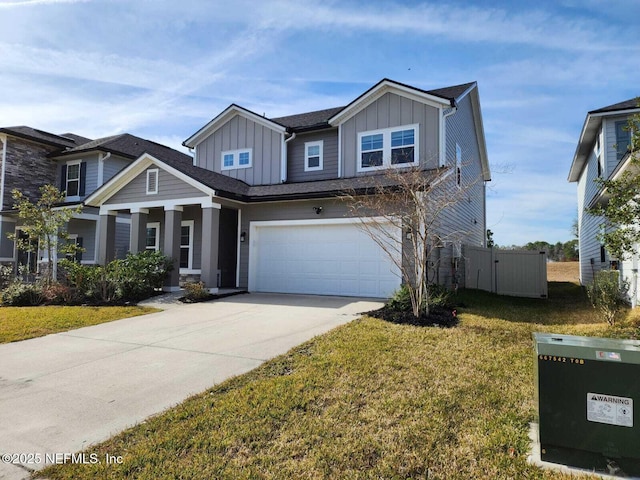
[
  {"x1": 61, "y1": 161, "x2": 86, "y2": 199},
  {"x1": 221, "y1": 148, "x2": 252, "y2": 170},
  {"x1": 615, "y1": 121, "x2": 631, "y2": 161},
  {"x1": 357, "y1": 124, "x2": 419, "y2": 172},
  {"x1": 305, "y1": 141, "x2": 324, "y2": 171}
]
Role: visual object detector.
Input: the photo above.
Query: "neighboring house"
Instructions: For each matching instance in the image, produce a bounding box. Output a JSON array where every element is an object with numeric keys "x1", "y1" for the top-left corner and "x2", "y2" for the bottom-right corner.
[
  {"x1": 86, "y1": 78, "x2": 491, "y2": 297},
  {"x1": 0, "y1": 128, "x2": 183, "y2": 272},
  {"x1": 0, "y1": 127, "x2": 91, "y2": 271},
  {"x1": 568, "y1": 97, "x2": 639, "y2": 303}
]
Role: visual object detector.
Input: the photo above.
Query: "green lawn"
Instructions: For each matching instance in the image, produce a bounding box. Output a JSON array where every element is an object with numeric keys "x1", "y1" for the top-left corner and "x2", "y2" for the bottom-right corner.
[
  {"x1": 38, "y1": 283, "x2": 638, "y2": 479},
  {"x1": 0, "y1": 305, "x2": 160, "y2": 343}
]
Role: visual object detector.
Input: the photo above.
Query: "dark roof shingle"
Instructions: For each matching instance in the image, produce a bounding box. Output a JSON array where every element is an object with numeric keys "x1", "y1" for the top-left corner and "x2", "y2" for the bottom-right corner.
[
  {"x1": 589, "y1": 98, "x2": 640, "y2": 114},
  {"x1": 0, "y1": 126, "x2": 88, "y2": 149}
]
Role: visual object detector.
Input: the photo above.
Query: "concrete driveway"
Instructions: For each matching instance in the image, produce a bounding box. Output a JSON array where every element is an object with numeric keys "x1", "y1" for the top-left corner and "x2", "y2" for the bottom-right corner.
[{"x1": 0, "y1": 293, "x2": 383, "y2": 480}]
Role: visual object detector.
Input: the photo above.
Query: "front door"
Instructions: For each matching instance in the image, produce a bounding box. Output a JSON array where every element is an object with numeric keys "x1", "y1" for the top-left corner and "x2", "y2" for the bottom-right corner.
[{"x1": 217, "y1": 208, "x2": 238, "y2": 287}]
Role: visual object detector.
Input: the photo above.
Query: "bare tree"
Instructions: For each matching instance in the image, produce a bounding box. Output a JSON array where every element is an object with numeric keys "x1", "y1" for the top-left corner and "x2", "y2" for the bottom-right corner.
[{"x1": 343, "y1": 165, "x2": 478, "y2": 318}]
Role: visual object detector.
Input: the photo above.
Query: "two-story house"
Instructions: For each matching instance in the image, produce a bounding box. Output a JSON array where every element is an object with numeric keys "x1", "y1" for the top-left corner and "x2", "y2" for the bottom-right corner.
[
  {"x1": 568, "y1": 97, "x2": 639, "y2": 303},
  {"x1": 0, "y1": 128, "x2": 184, "y2": 272},
  {"x1": 85, "y1": 78, "x2": 490, "y2": 297},
  {"x1": 0, "y1": 127, "x2": 91, "y2": 271}
]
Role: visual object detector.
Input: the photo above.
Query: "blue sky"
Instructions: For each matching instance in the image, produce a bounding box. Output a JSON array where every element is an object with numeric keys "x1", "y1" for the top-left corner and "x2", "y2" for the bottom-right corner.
[{"x1": 0, "y1": 0, "x2": 638, "y2": 246}]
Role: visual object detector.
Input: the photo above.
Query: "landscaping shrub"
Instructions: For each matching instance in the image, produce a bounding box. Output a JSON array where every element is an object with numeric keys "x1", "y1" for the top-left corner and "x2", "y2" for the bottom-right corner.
[
  {"x1": 41, "y1": 282, "x2": 77, "y2": 305},
  {"x1": 0, "y1": 264, "x2": 14, "y2": 290},
  {"x1": 388, "y1": 283, "x2": 453, "y2": 312},
  {"x1": 1, "y1": 280, "x2": 44, "y2": 306},
  {"x1": 182, "y1": 281, "x2": 212, "y2": 303},
  {"x1": 587, "y1": 269, "x2": 629, "y2": 325},
  {"x1": 113, "y1": 250, "x2": 173, "y2": 302},
  {"x1": 58, "y1": 251, "x2": 172, "y2": 304}
]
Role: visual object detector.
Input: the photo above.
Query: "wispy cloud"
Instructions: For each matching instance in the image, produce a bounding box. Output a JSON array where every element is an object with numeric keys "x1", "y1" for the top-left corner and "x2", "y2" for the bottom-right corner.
[{"x1": 0, "y1": 0, "x2": 89, "y2": 7}]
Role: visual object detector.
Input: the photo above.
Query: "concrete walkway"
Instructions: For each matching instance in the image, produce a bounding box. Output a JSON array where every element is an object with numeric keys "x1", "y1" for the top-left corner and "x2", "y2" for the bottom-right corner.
[{"x1": 0, "y1": 293, "x2": 383, "y2": 480}]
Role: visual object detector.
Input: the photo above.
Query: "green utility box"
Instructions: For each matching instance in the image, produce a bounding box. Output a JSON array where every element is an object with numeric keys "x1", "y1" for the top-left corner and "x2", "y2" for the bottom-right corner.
[{"x1": 534, "y1": 333, "x2": 640, "y2": 475}]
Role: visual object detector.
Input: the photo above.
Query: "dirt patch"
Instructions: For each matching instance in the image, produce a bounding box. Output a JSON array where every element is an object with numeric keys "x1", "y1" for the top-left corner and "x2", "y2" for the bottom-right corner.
[{"x1": 547, "y1": 261, "x2": 579, "y2": 283}]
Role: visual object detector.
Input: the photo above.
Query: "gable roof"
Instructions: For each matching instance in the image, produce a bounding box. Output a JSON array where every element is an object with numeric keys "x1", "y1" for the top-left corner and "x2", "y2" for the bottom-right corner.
[
  {"x1": 328, "y1": 79, "x2": 476, "y2": 125},
  {"x1": 568, "y1": 97, "x2": 640, "y2": 182},
  {"x1": 183, "y1": 79, "x2": 479, "y2": 143},
  {"x1": 0, "y1": 126, "x2": 89, "y2": 149},
  {"x1": 183, "y1": 104, "x2": 287, "y2": 148}
]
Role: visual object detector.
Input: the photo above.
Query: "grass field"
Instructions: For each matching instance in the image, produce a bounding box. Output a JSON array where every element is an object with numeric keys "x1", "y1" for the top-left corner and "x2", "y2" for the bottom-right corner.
[
  {"x1": 547, "y1": 261, "x2": 579, "y2": 283},
  {"x1": 39, "y1": 281, "x2": 638, "y2": 480},
  {"x1": 0, "y1": 305, "x2": 159, "y2": 343}
]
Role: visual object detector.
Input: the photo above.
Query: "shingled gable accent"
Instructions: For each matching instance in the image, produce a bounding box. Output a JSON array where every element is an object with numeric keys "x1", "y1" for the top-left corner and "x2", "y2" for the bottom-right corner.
[
  {"x1": 327, "y1": 79, "x2": 456, "y2": 126},
  {"x1": 84, "y1": 153, "x2": 217, "y2": 207},
  {"x1": 183, "y1": 104, "x2": 287, "y2": 149}
]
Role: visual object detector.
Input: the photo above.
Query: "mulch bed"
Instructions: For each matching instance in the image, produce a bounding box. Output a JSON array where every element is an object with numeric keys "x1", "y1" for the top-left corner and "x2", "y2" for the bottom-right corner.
[{"x1": 366, "y1": 305, "x2": 458, "y2": 328}]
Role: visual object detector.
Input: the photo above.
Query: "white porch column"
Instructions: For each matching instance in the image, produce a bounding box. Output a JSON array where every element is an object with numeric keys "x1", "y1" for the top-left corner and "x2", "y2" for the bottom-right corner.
[
  {"x1": 130, "y1": 208, "x2": 149, "y2": 254},
  {"x1": 201, "y1": 205, "x2": 221, "y2": 293},
  {"x1": 163, "y1": 206, "x2": 183, "y2": 292},
  {"x1": 97, "y1": 211, "x2": 117, "y2": 265}
]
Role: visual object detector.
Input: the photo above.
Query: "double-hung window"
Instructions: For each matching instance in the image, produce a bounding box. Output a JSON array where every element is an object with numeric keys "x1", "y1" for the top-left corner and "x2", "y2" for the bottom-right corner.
[
  {"x1": 221, "y1": 149, "x2": 252, "y2": 170},
  {"x1": 391, "y1": 129, "x2": 415, "y2": 165},
  {"x1": 180, "y1": 220, "x2": 194, "y2": 270},
  {"x1": 61, "y1": 161, "x2": 86, "y2": 199},
  {"x1": 146, "y1": 223, "x2": 160, "y2": 252},
  {"x1": 357, "y1": 124, "x2": 419, "y2": 171},
  {"x1": 304, "y1": 141, "x2": 324, "y2": 171},
  {"x1": 66, "y1": 163, "x2": 80, "y2": 196},
  {"x1": 615, "y1": 121, "x2": 631, "y2": 161}
]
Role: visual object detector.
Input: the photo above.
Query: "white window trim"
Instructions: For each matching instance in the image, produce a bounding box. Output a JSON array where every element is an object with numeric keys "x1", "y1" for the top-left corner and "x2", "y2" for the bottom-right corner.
[
  {"x1": 356, "y1": 124, "x2": 419, "y2": 172},
  {"x1": 304, "y1": 140, "x2": 324, "y2": 172},
  {"x1": 455, "y1": 143, "x2": 462, "y2": 188},
  {"x1": 146, "y1": 222, "x2": 160, "y2": 252},
  {"x1": 65, "y1": 160, "x2": 82, "y2": 201},
  {"x1": 221, "y1": 148, "x2": 252, "y2": 171},
  {"x1": 180, "y1": 220, "x2": 194, "y2": 271},
  {"x1": 146, "y1": 169, "x2": 159, "y2": 195}
]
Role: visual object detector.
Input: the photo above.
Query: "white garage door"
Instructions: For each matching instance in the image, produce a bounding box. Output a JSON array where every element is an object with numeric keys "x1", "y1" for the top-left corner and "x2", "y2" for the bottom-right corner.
[{"x1": 249, "y1": 220, "x2": 401, "y2": 298}]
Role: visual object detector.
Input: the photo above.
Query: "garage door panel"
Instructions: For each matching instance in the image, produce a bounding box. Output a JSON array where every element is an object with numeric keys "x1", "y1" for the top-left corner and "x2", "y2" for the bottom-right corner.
[{"x1": 251, "y1": 221, "x2": 401, "y2": 298}]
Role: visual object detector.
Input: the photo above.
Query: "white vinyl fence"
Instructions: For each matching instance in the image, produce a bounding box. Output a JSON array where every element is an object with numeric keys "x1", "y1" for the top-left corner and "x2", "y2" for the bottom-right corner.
[{"x1": 463, "y1": 246, "x2": 548, "y2": 298}]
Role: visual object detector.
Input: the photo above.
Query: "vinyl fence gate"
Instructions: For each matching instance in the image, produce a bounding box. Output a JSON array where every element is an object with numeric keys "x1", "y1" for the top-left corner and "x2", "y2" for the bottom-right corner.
[{"x1": 463, "y1": 246, "x2": 548, "y2": 298}]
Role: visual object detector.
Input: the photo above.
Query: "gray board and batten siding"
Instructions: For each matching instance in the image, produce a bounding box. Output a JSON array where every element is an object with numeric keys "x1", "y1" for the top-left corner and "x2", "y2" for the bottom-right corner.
[
  {"x1": 286, "y1": 130, "x2": 339, "y2": 183},
  {"x1": 340, "y1": 92, "x2": 440, "y2": 177},
  {"x1": 195, "y1": 114, "x2": 282, "y2": 186}
]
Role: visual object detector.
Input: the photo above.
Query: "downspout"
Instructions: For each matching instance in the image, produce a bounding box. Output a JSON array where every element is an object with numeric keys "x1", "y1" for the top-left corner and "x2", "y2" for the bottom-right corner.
[
  {"x1": 188, "y1": 147, "x2": 196, "y2": 166},
  {"x1": 440, "y1": 104, "x2": 457, "y2": 167},
  {"x1": 97, "y1": 152, "x2": 111, "y2": 187},
  {"x1": 337, "y1": 124, "x2": 342, "y2": 178},
  {"x1": 282, "y1": 131, "x2": 296, "y2": 183},
  {"x1": 0, "y1": 134, "x2": 7, "y2": 211}
]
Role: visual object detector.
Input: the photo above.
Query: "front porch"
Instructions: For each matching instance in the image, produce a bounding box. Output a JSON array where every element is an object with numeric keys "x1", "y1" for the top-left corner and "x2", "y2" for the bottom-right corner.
[{"x1": 98, "y1": 199, "x2": 241, "y2": 293}]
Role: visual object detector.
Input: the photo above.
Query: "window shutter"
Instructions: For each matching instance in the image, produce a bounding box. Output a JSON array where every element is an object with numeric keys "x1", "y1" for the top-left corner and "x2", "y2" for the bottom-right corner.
[
  {"x1": 60, "y1": 165, "x2": 67, "y2": 193},
  {"x1": 79, "y1": 162, "x2": 87, "y2": 196}
]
